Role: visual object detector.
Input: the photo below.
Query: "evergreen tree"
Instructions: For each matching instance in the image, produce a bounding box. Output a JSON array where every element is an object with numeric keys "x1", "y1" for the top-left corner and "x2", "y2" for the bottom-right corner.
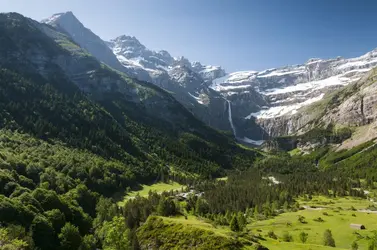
[
  {"x1": 282, "y1": 232, "x2": 293, "y2": 242},
  {"x1": 225, "y1": 210, "x2": 232, "y2": 224},
  {"x1": 283, "y1": 201, "x2": 289, "y2": 210},
  {"x1": 323, "y1": 229, "x2": 335, "y2": 247},
  {"x1": 237, "y1": 212, "x2": 246, "y2": 231},
  {"x1": 254, "y1": 206, "x2": 259, "y2": 219},
  {"x1": 195, "y1": 197, "x2": 209, "y2": 215},
  {"x1": 299, "y1": 231, "x2": 308, "y2": 243},
  {"x1": 230, "y1": 214, "x2": 240, "y2": 232}
]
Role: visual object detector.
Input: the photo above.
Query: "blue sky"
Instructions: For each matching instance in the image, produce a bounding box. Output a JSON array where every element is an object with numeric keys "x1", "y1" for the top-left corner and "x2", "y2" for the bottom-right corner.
[{"x1": 1, "y1": 0, "x2": 377, "y2": 72}]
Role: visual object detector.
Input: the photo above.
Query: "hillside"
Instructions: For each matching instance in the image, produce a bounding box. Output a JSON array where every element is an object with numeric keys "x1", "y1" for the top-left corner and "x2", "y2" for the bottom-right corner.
[
  {"x1": 0, "y1": 12, "x2": 259, "y2": 178},
  {"x1": 3, "y1": 9, "x2": 377, "y2": 250},
  {"x1": 0, "y1": 12, "x2": 262, "y2": 249}
]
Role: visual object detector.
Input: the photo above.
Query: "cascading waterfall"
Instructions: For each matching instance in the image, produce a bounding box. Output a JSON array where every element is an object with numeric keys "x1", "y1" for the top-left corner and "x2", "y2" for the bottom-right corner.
[{"x1": 226, "y1": 100, "x2": 237, "y2": 137}]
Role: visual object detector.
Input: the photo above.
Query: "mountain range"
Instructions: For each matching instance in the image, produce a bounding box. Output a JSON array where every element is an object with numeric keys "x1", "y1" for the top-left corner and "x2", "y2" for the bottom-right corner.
[
  {"x1": 3, "y1": 10, "x2": 377, "y2": 250},
  {"x1": 41, "y1": 11, "x2": 377, "y2": 147}
]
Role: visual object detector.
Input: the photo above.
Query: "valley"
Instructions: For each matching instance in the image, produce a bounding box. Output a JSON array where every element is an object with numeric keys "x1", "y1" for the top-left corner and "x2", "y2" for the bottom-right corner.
[{"x1": 1, "y1": 5, "x2": 377, "y2": 250}]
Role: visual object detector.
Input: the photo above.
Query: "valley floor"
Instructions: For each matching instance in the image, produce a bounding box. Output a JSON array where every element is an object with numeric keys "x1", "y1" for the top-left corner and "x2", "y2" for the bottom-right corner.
[
  {"x1": 141, "y1": 195, "x2": 377, "y2": 249},
  {"x1": 118, "y1": 181, "x2": 184, "y2": 206}
]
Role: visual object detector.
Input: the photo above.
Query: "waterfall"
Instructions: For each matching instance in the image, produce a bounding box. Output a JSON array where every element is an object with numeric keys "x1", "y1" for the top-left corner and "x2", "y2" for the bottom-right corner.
[{"x1": 226, "y1": 100, "x2": 236, "y2": 137}]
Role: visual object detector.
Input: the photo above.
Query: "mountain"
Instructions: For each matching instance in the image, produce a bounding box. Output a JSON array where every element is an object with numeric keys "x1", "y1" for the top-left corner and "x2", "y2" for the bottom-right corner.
[
  {"x1": 42, "y1": 12, "x2": 233, "y2": 137},
  {"x1": 211, "y1": 50, "x2": 377, "y2": 143},
  {"x1": 1, "y1": 12, "x2": 258, "y2": 179},
  {"x1": 42, "y1": 11, "x2": 377, "y2": 147},
  {"x1": 267, "y1": 66, "x2": 377, "y2": 150}
]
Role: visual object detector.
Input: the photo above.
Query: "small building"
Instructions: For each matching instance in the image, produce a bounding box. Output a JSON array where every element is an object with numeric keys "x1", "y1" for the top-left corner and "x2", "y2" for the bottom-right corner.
[{"x1": 350, "y1": 224, "x2": 366, "y2": 230}]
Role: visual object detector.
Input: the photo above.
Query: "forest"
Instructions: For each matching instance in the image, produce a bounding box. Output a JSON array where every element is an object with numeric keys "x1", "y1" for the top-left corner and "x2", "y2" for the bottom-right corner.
[{"x1": 2, "y1": 12, "x2": 377, "y2": 250}]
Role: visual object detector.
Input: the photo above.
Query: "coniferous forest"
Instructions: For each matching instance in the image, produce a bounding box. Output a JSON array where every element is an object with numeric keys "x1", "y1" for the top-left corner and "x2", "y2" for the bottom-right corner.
[{"x1": 2, "y1": 11, "x2": 377, "y2": 250}]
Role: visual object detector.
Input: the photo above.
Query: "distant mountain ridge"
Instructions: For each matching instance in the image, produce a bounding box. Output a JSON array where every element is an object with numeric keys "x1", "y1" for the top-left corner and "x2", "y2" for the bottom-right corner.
[
  {"x1": 42, "y1": 12, "x2": 234, "y2": 136},
  {"x1": 42, "y1": 11, "x2": 377, "y2": 145}
]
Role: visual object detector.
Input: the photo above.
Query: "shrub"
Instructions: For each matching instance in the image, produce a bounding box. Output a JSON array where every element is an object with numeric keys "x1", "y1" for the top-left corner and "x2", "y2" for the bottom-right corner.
[
  {"x1": 323, "y1": 229, "x2": 335, "y2": 247},
  {"x1": 313, "y1": 217, "x2": 325, "y2": 222},
  {"x1": 351, "y1": 240, "x2": 358, "y2": 250},
  {"x1": 282, "y1": 232, "x2": 293, "y2": 242},
  {"x1": 298, "y1": 215, "x2": 307, "y2": 224},
  {"x1": 299, "y1": 231, "x2": 308, "y2": 243},
  {"x1": 267, "y1": 230, "x2": 277, "y2": 239}
]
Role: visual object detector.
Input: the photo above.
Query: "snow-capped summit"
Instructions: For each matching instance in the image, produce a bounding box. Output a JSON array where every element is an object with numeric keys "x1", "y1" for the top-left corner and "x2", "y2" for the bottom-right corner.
[
  {"x1": 212, "y1": 48, "x2": 377, "y2": 122},
  {"x1": 41, "y1": 11, "x2": 74, "y2": 25},
  {"x1": 110, "y1": 35, "x2": 146, "y2": 56},
  {"x1": 108, "y1": 34, "x2": 225, "y2": 84}
]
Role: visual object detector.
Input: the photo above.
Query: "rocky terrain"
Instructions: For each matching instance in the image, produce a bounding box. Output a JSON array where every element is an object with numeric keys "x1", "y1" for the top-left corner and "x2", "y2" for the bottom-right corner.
[
  {"x1": 211, "y1": 50, "x2": 377, "y2": 143},
  {"x1": 42, "y1": 11, "x2": 377, "y2": 146}
]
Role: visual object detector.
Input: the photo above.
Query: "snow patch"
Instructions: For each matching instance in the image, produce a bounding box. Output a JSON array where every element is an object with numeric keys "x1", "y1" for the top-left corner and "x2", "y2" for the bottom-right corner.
[
  {"x1": 262, "y1": 76, "x2": 345, "y2": 96},
  {"x1": 257, "y1": 69, "x2": 304, "y2": 78},
  {"x1": 245, "y1": 94, "x2": 324, "y2": 119},
  {"x1": 211, "y1": 84, "x2": 252, "y2": 92},
  {"x1": 188, "y1": 92, "x2": 204, "y2": 105}
]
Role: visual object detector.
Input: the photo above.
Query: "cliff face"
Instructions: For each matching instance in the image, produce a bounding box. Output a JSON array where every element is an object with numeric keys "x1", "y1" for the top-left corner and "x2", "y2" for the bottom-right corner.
[{"x1": 257, "y1": 67, "x2": 377, "y2": 148}]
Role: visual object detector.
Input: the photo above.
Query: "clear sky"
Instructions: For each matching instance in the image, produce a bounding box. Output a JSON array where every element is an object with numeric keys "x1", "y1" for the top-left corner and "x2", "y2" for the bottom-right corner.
[{"x1": 1, "y1": 0, "x2": 377, "y2": 72}]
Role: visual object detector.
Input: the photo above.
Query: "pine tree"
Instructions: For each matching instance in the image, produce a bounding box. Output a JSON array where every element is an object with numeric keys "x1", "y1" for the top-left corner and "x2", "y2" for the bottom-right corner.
[
  {"x1": 237, "y1": 212, "x2": 246, "y2": 231},
  {"x1": 253, "y1": 206, "x2": 259, "y2": 219},
  {"x1": 299, "y1": 231, "x2": 308, "y2": 243},
  {"x1": 323, "y1": 229, "x2": 335, "y2": 247},
  {"x1": 283, "y1": 201, "x2": 289, "y2": 210},
  {"x1": 230, "y1": 214, "x2": 240, "y2": 232},
  {"x1": 225, "y1": 210, "x2": 232, "y2": 224}
]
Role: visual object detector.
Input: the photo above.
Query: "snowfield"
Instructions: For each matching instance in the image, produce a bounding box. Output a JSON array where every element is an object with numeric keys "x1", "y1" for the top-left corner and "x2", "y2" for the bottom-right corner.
[{"x1": 211, "y1": 48, "x2": 377, "y2": 122}]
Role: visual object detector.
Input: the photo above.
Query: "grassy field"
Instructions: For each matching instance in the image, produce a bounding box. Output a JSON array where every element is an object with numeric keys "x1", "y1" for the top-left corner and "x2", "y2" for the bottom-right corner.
[
  {"x1": 118, "y1": 181, "x2": 184, "y2": 206},
  {"x1": 249, "y1": 196, "x2": 377, "y2": 249},
  {"x1": 162, "y1": 215, "x2": 232, "y2": 238},
  {"x1": 157, "y1": 196, "x2": 377, "y2": 249}
]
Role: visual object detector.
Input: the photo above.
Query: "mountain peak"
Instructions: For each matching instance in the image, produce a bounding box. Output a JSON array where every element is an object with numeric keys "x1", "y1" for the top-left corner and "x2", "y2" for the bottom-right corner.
[
  {"x1": 41, "y1": 11, "x2": 78, "y2": 25},
  {"x1": 110, "y1": 35, "x2": 146, "y2": 53}
]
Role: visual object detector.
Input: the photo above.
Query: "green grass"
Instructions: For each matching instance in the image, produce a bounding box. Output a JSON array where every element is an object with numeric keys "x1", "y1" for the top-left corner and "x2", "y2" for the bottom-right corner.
[
  {"x1": 134, "y1": 195, "x2": 377, "y2": 249},
  {"x1": 137, "y1": 216, "x2": 244, "y2": 250},
  {"x1": 163, "y1": 215, "x2": 232, "y2": 238},
  {"x1": 262, "y1": 239, "x2": 347, "y2": 250},
  {"x1": 118, "y1": 181, "x2": 184, "y2": 206},
  {"x1": 249, "y1": 196, "x2": 377, "y2": 249},
  {"x1": 216, "y1": 177, "x2": 228, "y2": 182},
  {"x1": 289, "y1": 148, "x2": 302, "y2": 156}
]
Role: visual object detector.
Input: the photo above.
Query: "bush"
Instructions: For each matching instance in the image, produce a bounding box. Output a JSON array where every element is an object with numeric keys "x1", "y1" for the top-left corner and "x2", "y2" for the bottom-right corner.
[
  {"x1": 267, "y1": 230, "x2": 277, "y2": 239},
  {"x1": 298, "y1": 215, "x2": 307, "y2": 224},
  {"x1": 323, "y1": 229, "x2": 335, "y2": 247},
  {"x1": 313, "y1": 217, "x2": 325, "y2": 222},
  {"x1": 282, "y1": 232, "x2": 293, "y2": 242},
  {"x1": 299, "y1": 231, "x2": 308, "y2": 243},
  {"x1": 351, "y1": 240, "x2": 358, "y2": 250}
]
